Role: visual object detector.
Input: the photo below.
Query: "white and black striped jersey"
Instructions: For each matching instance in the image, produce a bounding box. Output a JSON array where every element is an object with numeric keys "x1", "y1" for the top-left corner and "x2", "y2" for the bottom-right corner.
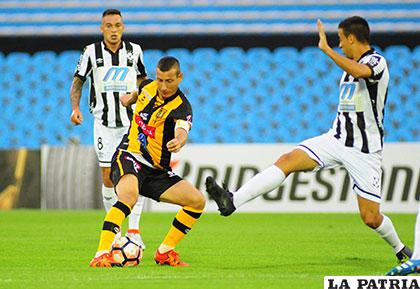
[
  {"x1": 328, "y1": 49, "x2": 389, "y2": 153},
  {"x1": 74, "y1": 41, "x2": 147, "y2": 128}
]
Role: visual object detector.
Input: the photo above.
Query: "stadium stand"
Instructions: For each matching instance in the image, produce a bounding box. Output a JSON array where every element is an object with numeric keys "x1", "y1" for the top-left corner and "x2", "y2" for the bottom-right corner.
[
  {"x1": 0, "y1": 45, "x2": 419, "y2": 148},
  {"x1": 0, "y1": 1, "x2": 419, "y2": 36}
]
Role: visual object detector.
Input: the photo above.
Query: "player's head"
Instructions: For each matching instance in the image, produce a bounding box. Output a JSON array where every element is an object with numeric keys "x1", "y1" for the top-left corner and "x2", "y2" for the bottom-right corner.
[
  {"x1": 101, "y1": 9, "x2": 124, "y2": 46},
  {"x1": 338, "y1": 16, "x2": 370, "y2": 59},
  {"x1": 156, "y1": 56, "x2": 183, "y2": 99}
]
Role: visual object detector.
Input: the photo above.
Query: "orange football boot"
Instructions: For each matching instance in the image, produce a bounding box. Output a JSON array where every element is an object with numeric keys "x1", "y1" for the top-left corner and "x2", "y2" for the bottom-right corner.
[
  {"x1": 154, "y1": 250, "x2": 189, "y2": 267},
  {"x1": 89, "y1": 252, "x2": 114, "y2": 267}
]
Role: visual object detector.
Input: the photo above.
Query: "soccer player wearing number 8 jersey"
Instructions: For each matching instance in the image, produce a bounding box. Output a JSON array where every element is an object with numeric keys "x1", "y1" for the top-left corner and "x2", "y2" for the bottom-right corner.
[
  {"x1": 70, "y1": 9, "x2": 147, "y2": 247},
  {"x1": 206, "y1": 16, "x2": 412, "y2": 264}
]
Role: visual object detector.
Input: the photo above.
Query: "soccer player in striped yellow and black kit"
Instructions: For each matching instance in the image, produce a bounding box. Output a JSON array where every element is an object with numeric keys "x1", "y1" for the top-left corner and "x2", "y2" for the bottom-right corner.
[{"x1": 89, "y1": 56, "x2": 206, "y2": 267}]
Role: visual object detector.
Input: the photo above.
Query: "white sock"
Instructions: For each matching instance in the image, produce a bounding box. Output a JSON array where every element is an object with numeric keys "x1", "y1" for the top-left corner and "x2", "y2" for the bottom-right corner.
[
  {"x1": 102, "y1": 185, "x2": 117, "y2": 212},
  {"x1": 128, "y1": 195, "x2": 145, "y2": 231},
  {"x1": 233, "y1": 165, "x2": 286, "y2": 208},
  {"x1": 374, "y1": 215, "x2": 405, "y2": 253},
  {"x1": 411, "y1": 207, "x2": 420, "y2": 259}
]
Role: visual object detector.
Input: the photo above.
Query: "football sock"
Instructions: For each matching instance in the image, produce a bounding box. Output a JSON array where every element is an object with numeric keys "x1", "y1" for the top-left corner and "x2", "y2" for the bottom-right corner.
[
  {"x1": 102, "y1": 185, "x2": 117, "y2": 212},
  {"x1": 374, "y1": 215, "x2": 405, "y2": 253},
  {"x1": 128, "y1": 195, "x2": 145, "y2": 231},
  {"x1": 159, "y1": 206, "x2": 203, "y2": 253},
  {"x1": 412, "y1": 207, "x2": 420, "y2": 259},
  {"x1": 233, "y1": 165, "x2": 286, "y2": 208},
  {"x1": 97, "y1": 201, "x2": 131, "y2": 253}
]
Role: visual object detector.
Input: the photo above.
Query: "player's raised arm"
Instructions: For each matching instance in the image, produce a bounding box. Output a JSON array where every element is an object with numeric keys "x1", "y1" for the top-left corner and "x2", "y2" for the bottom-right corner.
[
  {"x1": 70, "y1": 76, "x2": 84, "y2": 125},
  {"x1": 317, "y1": 19, "x2": 372, "y2": 79}
]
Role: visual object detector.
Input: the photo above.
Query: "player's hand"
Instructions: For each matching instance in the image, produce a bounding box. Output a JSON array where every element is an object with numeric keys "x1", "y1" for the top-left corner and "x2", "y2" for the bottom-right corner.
[
  {"x1": 120, "y1": 92, "x2": 136, "y2": 107},
  {"x1": 317, "y1": 19, "x2": 330, "y2": 52},
  {"x1": 70, "y1": 108, "x2": 83, "y2": 125},
  {"x1": 167, "y1": 138, "x2": 182, "y2": 153}
]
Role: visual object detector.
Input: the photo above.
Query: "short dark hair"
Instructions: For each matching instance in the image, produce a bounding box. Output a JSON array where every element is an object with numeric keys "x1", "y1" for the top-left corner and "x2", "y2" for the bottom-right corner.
[
  {"x1": 157, "y1": 56, "x2": 181, "y2": 74},
  {"x1": 102, "y1": 9, "x2": 122, "y2": 18},
  {"x1": 338, "y1": 16, "x2": 370, "y2": 44}
]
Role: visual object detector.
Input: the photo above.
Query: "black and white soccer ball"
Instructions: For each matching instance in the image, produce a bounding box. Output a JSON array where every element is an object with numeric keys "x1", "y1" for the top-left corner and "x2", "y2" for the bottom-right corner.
[{"x1": 111, "y1": 236, "x2": 143, "y2": 267}]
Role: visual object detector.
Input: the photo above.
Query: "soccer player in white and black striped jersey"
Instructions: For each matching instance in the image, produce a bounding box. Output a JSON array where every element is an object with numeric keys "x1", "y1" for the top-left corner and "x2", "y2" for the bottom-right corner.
[
  {"x1": 70, "y1": 9, "x2": 147, "y2": 248},
  {"x1": 206, "y1": 16, "x2": 412, "y2": 263}
]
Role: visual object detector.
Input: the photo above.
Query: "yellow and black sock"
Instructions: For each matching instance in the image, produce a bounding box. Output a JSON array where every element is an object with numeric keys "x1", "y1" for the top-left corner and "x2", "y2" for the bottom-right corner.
[
  {"x1": 97, "y1": 200, "x2": 131, "y2": 252},
  {"x1": 161, "y1": 206, "x2": 203, "y2": 249}
]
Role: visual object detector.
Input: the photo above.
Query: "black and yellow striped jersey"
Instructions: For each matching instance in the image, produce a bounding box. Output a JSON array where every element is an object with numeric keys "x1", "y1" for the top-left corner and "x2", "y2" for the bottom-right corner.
[{"x1": 119, "y1": 79, "x2": 193, "y2": 170}]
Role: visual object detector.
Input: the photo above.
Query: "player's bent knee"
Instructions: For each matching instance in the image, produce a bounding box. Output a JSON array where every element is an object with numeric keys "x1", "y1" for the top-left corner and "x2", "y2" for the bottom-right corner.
[
  {"x1": 117, "y1": 191, "x2": 138, "y2": 208},
  {"x1": 188, "y1": 192, "x2": 206, "y2": 211}
]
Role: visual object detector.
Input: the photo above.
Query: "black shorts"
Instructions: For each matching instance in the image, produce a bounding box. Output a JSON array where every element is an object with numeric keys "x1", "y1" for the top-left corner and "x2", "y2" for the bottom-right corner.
[{"x1": 110, "y1": 150, "x2": 182, "y2": 202}]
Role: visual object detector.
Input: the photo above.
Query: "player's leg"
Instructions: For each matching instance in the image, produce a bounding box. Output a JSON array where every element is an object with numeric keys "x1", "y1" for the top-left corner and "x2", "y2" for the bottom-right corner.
[
  {"x1": 111, "y1": 126, "x2": 146, "y2": 248},
  {"x1": 348, "y1": 151, "x2": 411, "y2": 263},
  {"x1": 387, "y1": 206, "x2": 420, "y2": 275},
  {"x1": 90, "y1": 151, "x2": 140, "y2": 267},
  {"x1": 206, "y1": 137, "x2": 328, "y2": 216},
  {"x1": 154, "y1": 180, "x2": 206, "y2": 266},
  {"x1": 101, "y1": 167, "x2": 117, "y2": 211},
  {"x1": 94, "y1": 121, "x2": 118, "y2": 213},
  {"x1": 90, "y1": 174, "x2": 138, "y2": 267},
  {"x1": 357, "y1": 195, "x2": 410, "y2": 261},
  {"x1": 126, "y1": 195, "x2": 146, "y2": 249}
]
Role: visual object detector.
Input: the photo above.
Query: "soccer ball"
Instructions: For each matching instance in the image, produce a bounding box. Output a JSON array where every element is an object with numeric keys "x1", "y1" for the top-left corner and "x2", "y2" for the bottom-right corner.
[{"x1": 111, "y1": 236, "x2": 143, "y2": 267}]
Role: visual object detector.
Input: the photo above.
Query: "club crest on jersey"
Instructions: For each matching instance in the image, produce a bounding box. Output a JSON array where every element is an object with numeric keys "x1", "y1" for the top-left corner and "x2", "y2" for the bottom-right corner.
[
  {"x1": 96, "y1": 58, "x2": 103, "y2": 65},
  {"x1": 126, "y1": 51, "x2": 135, "y2": 62},
  {"x1": 156, "y1": 108, "x2": 167, "y2": 118},
  {"x1": 368, "y1": 56, "x2": 380, "y2": 67}
]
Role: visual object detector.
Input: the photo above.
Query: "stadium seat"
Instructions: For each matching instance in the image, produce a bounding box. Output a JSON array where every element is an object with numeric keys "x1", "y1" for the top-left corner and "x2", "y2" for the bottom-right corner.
[
  {"x1": 143, "y1": 49, "x2": 164, "y2": 76},
  {"x1": 0, "y1": 44, "x2": 419, "y2": 148}
]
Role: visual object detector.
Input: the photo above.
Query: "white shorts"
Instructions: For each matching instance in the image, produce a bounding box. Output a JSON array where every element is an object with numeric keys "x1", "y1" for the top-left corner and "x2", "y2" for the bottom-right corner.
[
  {"x1": 93, "y1": 119, "x2": 129, "y2": 167},
  {"x1": 297, "y1": 133, "x2": 383, "y2": 203}
]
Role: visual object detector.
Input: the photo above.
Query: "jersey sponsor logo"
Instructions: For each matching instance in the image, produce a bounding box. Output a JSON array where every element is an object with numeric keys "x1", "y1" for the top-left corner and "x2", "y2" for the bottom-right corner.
[
  {"x1": 96, "y1": 58, "x2": 103, "y2": 65},
  {"x1": 139, "y1": 113, "x2": 149, "y2": 121},
  {"x1": 124, "y1": 155, "x2": 142, "y2": 173},
  {"x1": 339, "y1": 83, "x2": 357, "y2": 111},
  {"x1": 102, "y1": 67, "x2": 130, "y2": 92},
  {"x1": 134, "y1": 114, "x2": 156, "y2": 138},
  {"x1": 138, "y1": 133, "x2": 147, "y2": 148},
  {"x1": 103, "y1": 67, "x2": 129, "y2": 81}
]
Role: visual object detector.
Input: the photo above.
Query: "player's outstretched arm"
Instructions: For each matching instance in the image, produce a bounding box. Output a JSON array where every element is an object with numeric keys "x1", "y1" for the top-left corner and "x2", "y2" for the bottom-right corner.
[
  {"x1": 167, "y1": 127, "x2": 188, "y2": 153},
  {"x1": 70, "y1": 77, "x2": 84, "y2": 125},
  {"x1": 317, "y1": 19, "x2": 372, "y2": 79}
]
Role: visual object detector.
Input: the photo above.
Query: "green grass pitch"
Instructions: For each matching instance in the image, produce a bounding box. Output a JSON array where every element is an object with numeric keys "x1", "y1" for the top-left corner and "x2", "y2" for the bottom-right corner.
[{"x1": 0, "y1": 210, "x2": 415, "y2": 289}]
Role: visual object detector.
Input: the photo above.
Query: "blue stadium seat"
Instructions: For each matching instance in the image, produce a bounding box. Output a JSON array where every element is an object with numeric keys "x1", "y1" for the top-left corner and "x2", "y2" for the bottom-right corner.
[
  {"x1": 143, "y1": 49, "x2": 164, "y2": 77},
  {"x1": 247, "y1": 47, "x2": 272, "y2": 62},
  {"x1": 273, "y1": 47, "x2": 298, "y2": 62},
  {"x1": 0, "y1": 44, "x2": 419, "y2": 148},
  {"x1": 219, "y1": 47, "x2": 245, "y2": 61},
  {"x1": 192, "y1": 48, "x2": 217, "y2": 63}
]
